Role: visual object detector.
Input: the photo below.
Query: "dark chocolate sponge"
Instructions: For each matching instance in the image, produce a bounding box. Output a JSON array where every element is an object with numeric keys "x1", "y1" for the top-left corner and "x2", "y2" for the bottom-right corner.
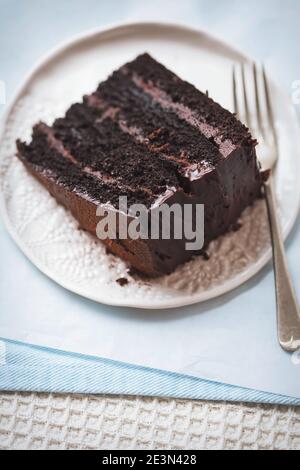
[{"x1": 16, "y1": 53, "x2": 263, "y2": 276}]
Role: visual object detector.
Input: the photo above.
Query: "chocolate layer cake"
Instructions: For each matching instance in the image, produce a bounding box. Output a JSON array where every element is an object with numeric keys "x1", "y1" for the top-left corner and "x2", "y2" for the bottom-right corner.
[{"x1": 16, "y1": 53, "x2": 263, "y2": 276}]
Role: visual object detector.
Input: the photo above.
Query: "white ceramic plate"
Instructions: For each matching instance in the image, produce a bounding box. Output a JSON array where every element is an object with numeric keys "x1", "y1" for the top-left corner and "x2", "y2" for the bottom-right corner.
[{"x1": 0, "y1": 22, "x2": 300, "y2": 309}]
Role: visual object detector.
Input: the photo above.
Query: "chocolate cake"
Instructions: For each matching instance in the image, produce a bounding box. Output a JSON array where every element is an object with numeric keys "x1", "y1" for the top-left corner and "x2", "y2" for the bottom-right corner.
[{"x1": 16, "y1": 53, "x2": 263, "y2": 276}]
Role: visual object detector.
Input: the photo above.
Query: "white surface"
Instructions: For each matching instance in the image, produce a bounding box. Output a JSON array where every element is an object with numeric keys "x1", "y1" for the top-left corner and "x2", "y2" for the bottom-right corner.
[
  {"x1": 0, "y1": 23, "x2": 300, "y2": 309},
  {"x1": 0, "y1": 214, "x2": 300, "y2": 399}
]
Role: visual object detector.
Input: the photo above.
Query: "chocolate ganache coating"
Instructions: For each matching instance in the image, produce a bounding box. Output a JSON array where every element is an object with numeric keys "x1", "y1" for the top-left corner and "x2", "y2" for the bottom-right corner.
[{"x1": 16, "y1": 53, "x2": 263, "y2": 276}]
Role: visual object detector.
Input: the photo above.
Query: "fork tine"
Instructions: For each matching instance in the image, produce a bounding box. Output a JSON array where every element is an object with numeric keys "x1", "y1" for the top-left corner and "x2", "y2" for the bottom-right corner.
[
  {"x1": 253, "y1": 62, "x2": 264, "y2": 137},
  {"x1": 262, "y1": 65, "x2": 278, "y2": 148},
  {"x1": 232, "y1": 65, "x2": 239, "y2": 119},
  {"x1": 241, "y1": 63, "x2": 251, "y2": 129}
]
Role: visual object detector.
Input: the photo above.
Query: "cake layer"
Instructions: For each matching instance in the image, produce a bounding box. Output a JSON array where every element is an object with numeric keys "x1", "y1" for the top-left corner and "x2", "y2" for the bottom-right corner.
[
  {"x1": 17, "y1": 126, "x2": 193, "y2": 276},
  {"x1": 16, "y1": 53, "x2": 263, "y2": 276},
  {"x1": 93, "y1": 70, "x2": 223, "y2": 168},
  {"x1": 17, "y1": 125, "x2": 153, "y2": 208},
  {"x1": 52, "y1": 102, "x2": 181, "y2": 205},
  {"x1": 121, "y1": 53, "x2": 253, "y2": 149}
]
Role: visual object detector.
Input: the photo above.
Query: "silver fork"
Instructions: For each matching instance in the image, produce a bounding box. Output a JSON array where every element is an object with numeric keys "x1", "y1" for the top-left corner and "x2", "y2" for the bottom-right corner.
[{"x1": 233, "y1": 63, "x2": 300, "y2": 353}]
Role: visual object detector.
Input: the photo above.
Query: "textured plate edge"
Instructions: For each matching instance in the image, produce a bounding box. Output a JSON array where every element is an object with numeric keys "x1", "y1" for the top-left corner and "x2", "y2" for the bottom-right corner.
[{"x1": 0, "y1": 21, "x2": 300, "y2": 310}]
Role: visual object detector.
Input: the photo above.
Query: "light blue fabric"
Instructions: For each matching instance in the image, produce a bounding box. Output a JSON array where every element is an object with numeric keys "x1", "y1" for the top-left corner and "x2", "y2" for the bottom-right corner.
[
  {"x1": 1, "y1": 338, "x2": 300, "y2": 405},
  {"x1": 1, "y1": 0, "x2": 300, "y2": 403}
]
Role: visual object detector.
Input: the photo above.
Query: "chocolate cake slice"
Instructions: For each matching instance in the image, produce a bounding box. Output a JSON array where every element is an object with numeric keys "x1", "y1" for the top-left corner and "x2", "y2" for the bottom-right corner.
[{"x1": 16, "y1": 53, "x2": 263, "y2": 276}]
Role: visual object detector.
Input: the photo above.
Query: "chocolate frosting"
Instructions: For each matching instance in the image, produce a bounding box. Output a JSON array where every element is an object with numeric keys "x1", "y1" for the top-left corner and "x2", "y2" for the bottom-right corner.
[{"x1": 16, "y1": 53, "x2": 263, "y2": 276}]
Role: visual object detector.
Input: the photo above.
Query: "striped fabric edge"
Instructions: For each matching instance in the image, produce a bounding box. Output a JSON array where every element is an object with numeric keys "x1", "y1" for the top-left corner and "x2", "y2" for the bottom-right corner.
[{"x1": 0, "y1": 338, "x2": 299, "y2": 406}]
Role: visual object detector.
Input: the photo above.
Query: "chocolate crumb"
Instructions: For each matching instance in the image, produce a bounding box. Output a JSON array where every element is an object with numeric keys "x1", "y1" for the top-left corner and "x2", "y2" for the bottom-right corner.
[
  {"x1": 201, "y1": 251, "x2": 210, "y2": 261},
  {"x1": 116, "y1": 277, "x2": 129, "y2": 286}
]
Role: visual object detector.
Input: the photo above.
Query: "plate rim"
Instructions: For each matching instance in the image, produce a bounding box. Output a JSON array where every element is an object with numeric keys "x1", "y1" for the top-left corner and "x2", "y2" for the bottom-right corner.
[{"x1": 0, "y1": 20, "x2": 300, "y2": 310}]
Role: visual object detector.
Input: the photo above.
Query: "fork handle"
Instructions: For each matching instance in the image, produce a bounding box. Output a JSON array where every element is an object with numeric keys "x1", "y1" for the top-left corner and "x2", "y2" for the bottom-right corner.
[{"x1": 264, "y1": 173, "x2": 300, "y2": 352}]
